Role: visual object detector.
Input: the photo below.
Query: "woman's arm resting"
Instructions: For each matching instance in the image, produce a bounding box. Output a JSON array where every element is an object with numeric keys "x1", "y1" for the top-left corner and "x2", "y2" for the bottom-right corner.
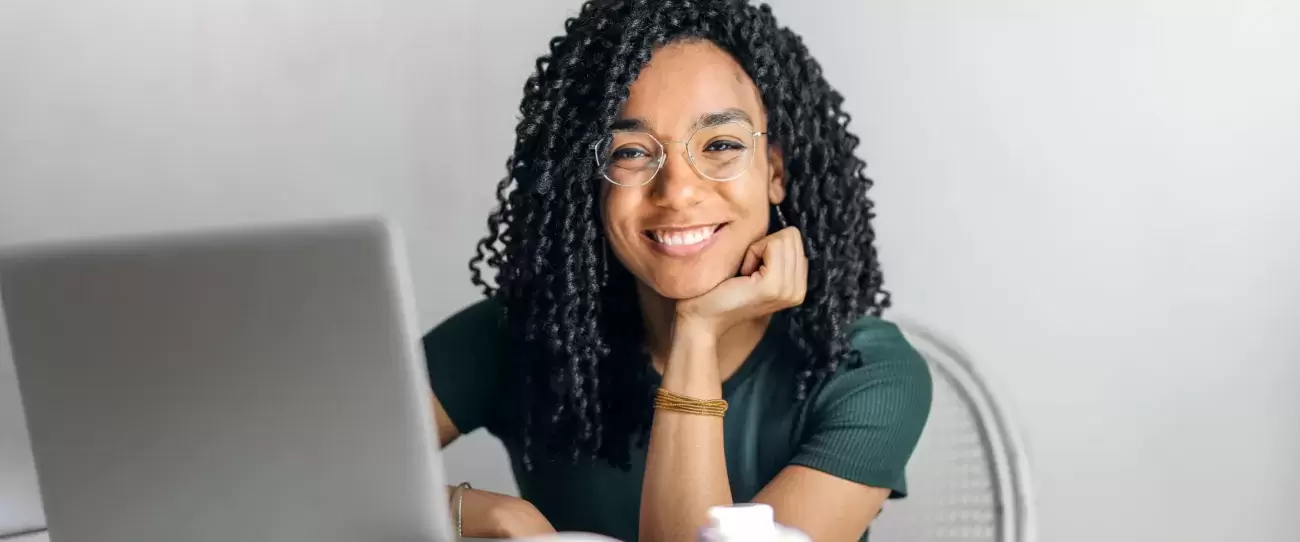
[
  {"x1": 639, "y1": 332, "x2": 733, "y2": 542},
  {"x1": 639, "y1": 228, "x2": 810, "y2": 541},
  {"x1": 755, "y1": 466, "x2": 891, "y2": 542},
  {"x1": 454, "y1": 485, "x2": 557, "y2": 539},
  {"x1": 434, "y1": 393, "x2": 557, "y2": 538}
]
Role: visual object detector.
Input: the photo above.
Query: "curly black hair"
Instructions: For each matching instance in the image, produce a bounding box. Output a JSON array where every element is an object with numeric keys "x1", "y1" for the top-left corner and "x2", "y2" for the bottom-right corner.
[{"x1": 468, "y1": 0, "x2": 890, "y2": 470}]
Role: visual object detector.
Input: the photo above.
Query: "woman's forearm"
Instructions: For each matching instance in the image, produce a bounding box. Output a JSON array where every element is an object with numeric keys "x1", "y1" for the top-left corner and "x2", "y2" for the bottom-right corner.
[
  {"x1": 450, "y1": 486, "x2": 556, "y2": 539},
  {"x1": 639, "y1": 331, "x2": 734, "y2": 542}
]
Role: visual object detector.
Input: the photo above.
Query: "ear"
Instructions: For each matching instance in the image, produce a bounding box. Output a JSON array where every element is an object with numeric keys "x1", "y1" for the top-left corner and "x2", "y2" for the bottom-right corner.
[{"x1": 766, "y1": 145, "x2": 786, "y2": 205}]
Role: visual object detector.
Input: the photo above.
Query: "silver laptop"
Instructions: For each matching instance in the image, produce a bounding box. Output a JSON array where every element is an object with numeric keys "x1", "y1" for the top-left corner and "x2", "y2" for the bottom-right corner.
[{"x1": 0, "y1": 217, "x2": 452, "y2": 542}]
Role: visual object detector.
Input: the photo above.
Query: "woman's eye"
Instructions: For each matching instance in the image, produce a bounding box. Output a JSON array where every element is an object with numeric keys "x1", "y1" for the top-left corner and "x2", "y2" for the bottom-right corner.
[
  {"x1": 704, "y1": 140, "x2": 746, "y2": 152},
  {"x1": 612, "y1": 147, "x2": 649, "y2": 160}
]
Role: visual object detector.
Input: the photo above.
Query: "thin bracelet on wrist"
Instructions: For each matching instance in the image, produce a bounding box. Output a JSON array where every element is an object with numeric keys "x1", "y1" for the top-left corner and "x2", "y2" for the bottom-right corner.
[{"x1": 453, "y1": 481, "x2": 473, "y2": 538}]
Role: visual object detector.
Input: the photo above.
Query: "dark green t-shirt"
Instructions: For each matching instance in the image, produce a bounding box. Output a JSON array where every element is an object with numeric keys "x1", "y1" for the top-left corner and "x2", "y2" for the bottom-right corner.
[{"x1": 423, "y1": 299, "x2": 932, "y2": 542}]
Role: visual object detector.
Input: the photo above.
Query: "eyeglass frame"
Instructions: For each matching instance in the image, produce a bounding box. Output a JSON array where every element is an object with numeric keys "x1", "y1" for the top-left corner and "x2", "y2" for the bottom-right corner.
[{"x1": 592, "y1": 121, "x2": 770, "y2": 187}]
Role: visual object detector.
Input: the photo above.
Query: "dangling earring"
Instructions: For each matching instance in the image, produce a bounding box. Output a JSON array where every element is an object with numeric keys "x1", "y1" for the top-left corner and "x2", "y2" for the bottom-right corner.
[{"x1": 774, "y1": 204, "x2": 789, "y2": 229}]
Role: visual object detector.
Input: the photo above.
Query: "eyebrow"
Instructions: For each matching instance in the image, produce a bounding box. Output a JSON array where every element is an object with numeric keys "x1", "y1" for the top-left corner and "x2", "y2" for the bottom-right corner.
[{"x1": 611, "y1": 108, "x2": 754, "y2": 134}]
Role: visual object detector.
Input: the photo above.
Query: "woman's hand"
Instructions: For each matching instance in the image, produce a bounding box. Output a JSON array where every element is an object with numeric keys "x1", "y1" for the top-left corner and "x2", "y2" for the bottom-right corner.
[
  {"x1": 674, "y1": 227, "x2": 808, "y2": 340},
  {"x1": 458, "y1": 487, "x2": 557, "y2": 539}
]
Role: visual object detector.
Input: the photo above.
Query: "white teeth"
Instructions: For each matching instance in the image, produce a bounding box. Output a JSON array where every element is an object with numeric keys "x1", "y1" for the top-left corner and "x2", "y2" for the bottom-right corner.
[{"x1": 652, "y1": 226, "x2": 716, "y2": 246}]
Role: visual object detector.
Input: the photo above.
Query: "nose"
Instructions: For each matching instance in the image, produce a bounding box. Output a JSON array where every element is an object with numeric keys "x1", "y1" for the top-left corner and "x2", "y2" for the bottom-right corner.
[{"x1": 649, "y1": 145, "x2": 708, "y2": 210}]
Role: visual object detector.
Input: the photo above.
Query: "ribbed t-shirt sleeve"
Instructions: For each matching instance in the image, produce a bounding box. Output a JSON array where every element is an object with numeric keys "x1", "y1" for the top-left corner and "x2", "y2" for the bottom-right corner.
[
  {"x1": 789, "y1": 316, "x2": 933, "y2": 497},
  {"x1": 421, "y1": 298, "x2": 509, "y2": 436}
]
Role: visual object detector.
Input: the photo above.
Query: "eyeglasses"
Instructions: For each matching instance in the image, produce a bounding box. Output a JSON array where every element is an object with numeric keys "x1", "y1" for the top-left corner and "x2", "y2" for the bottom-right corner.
[{"x1": 594, "y1": 121, "x2": 769, "y2": 187}]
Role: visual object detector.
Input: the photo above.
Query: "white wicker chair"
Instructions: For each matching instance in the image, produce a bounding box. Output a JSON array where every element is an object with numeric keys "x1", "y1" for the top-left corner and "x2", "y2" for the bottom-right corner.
[{"x1": 869, "y1": 322, "x2": 1035, "y2": 542}]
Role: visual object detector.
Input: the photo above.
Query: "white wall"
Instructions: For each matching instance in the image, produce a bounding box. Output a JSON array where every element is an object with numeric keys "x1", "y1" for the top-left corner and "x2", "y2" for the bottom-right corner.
[
  {"x1": 2, "y1": 0, "x2": 1298, "y2": 541},
  {"x1": 765, "y1": 0, "x2": 1300, "y2": 541}
]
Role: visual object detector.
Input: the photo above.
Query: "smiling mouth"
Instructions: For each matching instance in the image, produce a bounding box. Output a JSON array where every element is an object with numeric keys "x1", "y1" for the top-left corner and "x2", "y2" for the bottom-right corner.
[{"x1": 643, "y1": 223, "x2": 727, "y2": 249}]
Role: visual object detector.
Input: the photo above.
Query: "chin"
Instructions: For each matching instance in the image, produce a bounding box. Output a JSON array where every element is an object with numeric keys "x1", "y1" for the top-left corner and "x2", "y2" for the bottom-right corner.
[
  {"x1": 651, "y1": 283, "x2": 713, "y2": 300},
  {"x1": 645, "y1": 271, "x2": 731, "y2": 300}
]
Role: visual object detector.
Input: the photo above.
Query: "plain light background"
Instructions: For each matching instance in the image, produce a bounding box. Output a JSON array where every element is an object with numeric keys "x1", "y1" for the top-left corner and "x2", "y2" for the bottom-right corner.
[{"x1": 2, "y1": 1, "x2": 1297, "y2": 541}]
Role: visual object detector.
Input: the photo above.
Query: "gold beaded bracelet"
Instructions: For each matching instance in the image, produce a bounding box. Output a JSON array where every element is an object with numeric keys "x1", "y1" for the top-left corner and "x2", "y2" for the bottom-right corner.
[{"x1": 654, "y1": 387, "x2": 728, "y2": 418}]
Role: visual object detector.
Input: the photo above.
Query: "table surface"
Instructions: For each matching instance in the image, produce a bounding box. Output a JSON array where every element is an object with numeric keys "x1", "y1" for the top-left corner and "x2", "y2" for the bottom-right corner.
[
  {"x1": 2, "y1": 527, "x2": 624, "y2": 540},
  {"x1": 1, "y1": 528, "x2": 600, "y2": 541},
  {"x1": 0, "y1": 531, "x2": 504, "y2": 542}
]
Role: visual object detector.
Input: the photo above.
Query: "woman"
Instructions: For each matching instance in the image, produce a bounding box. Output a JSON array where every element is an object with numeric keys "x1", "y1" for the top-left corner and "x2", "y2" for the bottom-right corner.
[{"x1": 425, "y1": 1, "x2": 932, "y2": 541}]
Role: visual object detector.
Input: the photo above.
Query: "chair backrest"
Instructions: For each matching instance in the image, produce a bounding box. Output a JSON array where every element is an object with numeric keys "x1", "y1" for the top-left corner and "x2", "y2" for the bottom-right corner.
[{"x1": 868, "y1": 322, "x2": 1035, "y2": 542}]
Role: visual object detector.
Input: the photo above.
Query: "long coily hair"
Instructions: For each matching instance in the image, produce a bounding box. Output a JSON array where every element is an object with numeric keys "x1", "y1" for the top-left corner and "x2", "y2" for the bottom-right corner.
[{"x1": 468, "y1": 0, "x2": 889, "y2": 470}]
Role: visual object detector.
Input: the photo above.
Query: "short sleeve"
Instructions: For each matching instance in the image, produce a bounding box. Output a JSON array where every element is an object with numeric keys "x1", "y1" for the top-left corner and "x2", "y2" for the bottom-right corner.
[
  {"x1": 789, "y1": 316, "x2": 933, "y2": 497},
  {"x1": 421, "y1": 298, "x2": 511, "y2": 436}
]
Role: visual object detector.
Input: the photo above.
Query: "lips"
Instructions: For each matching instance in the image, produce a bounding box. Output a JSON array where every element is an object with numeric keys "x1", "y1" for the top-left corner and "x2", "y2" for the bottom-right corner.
[
  {"x1": 643, "y1": 223, "x2": 726, "y2": 257},
  {"x1": 647, "y1": 224, "x2": 722, "y2": 246}
]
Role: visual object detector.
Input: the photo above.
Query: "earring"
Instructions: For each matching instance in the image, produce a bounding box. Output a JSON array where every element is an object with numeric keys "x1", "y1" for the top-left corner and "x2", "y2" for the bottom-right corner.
[{"x1": 774, "y1": 205, "x2": 789, "y2": 229}]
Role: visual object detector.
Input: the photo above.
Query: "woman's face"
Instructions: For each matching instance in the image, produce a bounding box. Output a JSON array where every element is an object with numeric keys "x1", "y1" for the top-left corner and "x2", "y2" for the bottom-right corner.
[{"x1": 601, "y1": 40, "x2": 784, "y2": 300}]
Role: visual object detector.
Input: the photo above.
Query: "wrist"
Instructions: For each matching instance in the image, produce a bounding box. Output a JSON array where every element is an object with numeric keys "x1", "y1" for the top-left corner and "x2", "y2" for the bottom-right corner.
[
  {"x1": 662, "y1": 324, "x2": 723, "y2": 398},
  {"x1": 488, "y1": 497, "x2": 544, "y2": 537},
  {"x1": 459, "y1": 489, "x2": 539, "y2": 538},
  {"x1": 667, "y1": 321, "x2": 718, "y2": 369},
  {"x1": 671, "y1": 314, "x2": 721, "y2": 346}
]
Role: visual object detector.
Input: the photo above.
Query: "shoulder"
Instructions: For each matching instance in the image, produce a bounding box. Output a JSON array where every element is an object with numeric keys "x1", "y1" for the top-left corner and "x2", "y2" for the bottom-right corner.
[
  {"x1": 789, "y1": 314, "x2": 933, "y2": 493},
  {"x1": 811, "y1": 314, "x2": 933, "y2": 412},
  {"x1": 422, "y1": 296, "x2": 511, "y2": 371},
  {"x1": 423, "y1": 296, "x2": 503, "y2": 343},
  {"x1": 848, "y1": 315, "x2": 927, "y2": 369},
  {"x1": 422, "y1": 296, "x2": 514, "y2": 433}
]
